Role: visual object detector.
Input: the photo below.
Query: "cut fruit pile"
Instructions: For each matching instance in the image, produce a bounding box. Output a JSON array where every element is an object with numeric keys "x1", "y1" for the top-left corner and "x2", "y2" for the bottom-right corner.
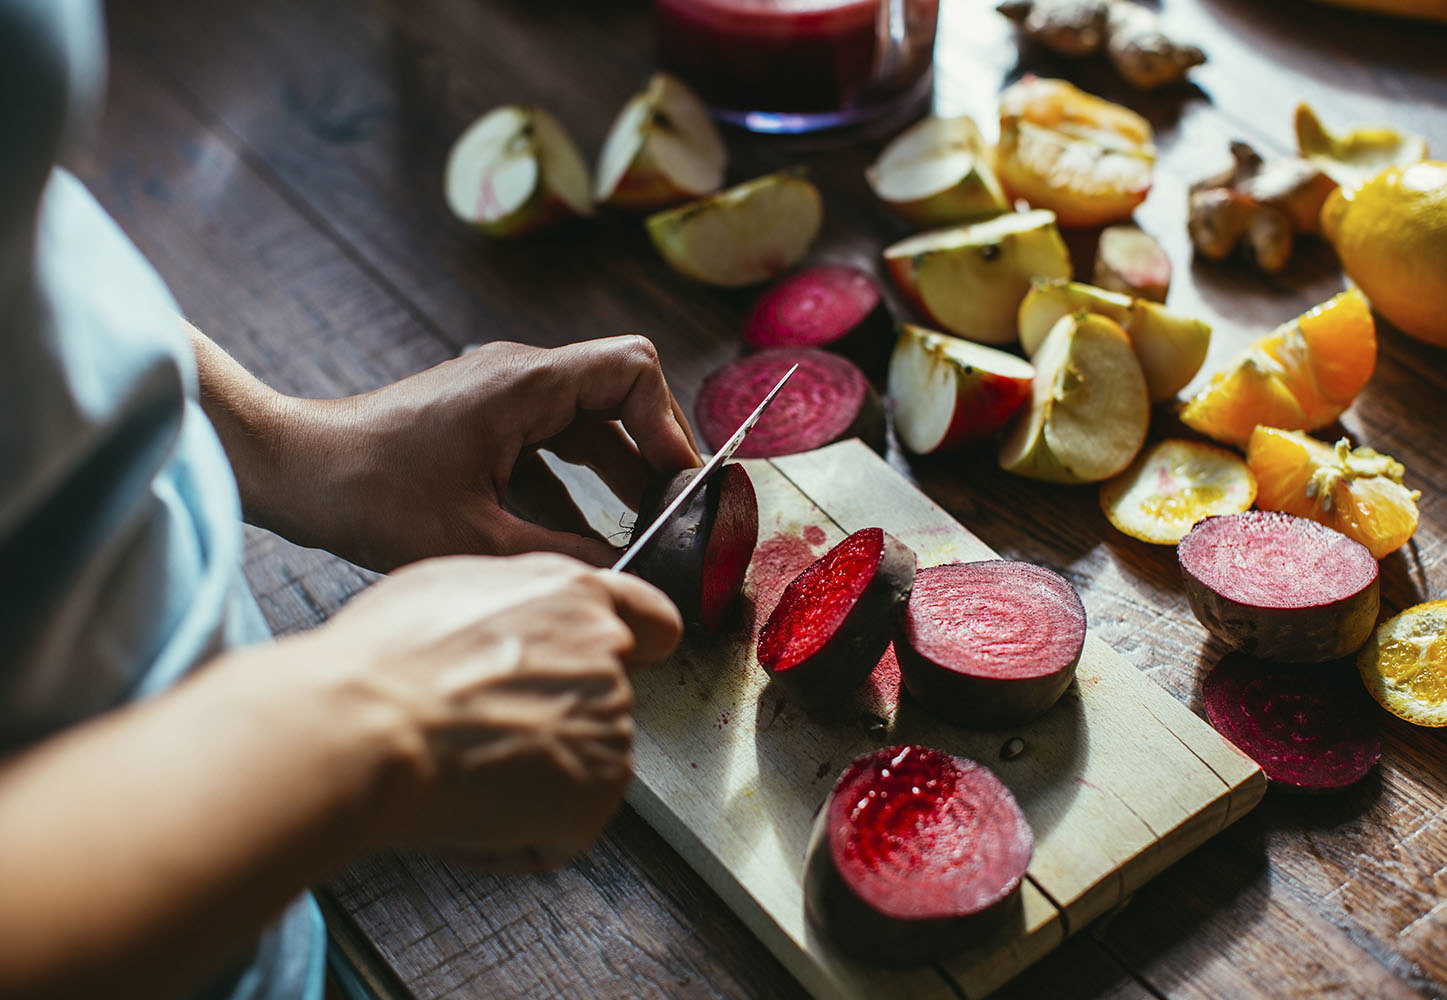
[
  {"x1": 1101, "y1": 439, "x2": 1257, "y2": 545},
  {"x1": 1247, "y1": 427, "x2": 1420, "y2": 559},
  {"x1": 1203, "y1": 653, "x2": 1381, "y2": 791},
  {"x1": 1358, "y1": 601, "x2": 1447, "y2": 728},
  {"x1": 1180, "y1": 288, "x2": 1376, "y2": 447}
]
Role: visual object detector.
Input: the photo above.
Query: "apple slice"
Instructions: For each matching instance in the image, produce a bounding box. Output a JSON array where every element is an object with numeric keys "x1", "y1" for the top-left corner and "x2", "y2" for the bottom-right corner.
[
  {"x1": 865, "y1": 115, "x2": 1010, "y2": 227},
  {"x1": 1093, "y1": 224, "x2": 1171, "y2": 303},
  {"x1": 1017, "y1": 278, "x2": 1209, "y2": 402},
  {"x1": 594, "y1": 72, "x2": 727, "y2": 212},
  {"x1": 646, "y1": 170, "x2": 823, "y2": 287},
  {"x1": 999, "y1": 312, "x2": 1149, "y2": 483},
  {"x1": 444, "y1": 105, "x2": 592, "y2": 237},
  {"x1": 888, "y1": 323, "x2": 1035, "y2": 454},
  {"x1": 883, "y1": 210, "x2": 1071, "y2": 345}
]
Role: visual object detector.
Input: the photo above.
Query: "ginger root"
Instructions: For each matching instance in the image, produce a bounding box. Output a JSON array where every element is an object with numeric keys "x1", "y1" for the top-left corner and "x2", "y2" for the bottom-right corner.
[
  {"x1": 997, "y1": 0, "x2": 1205, "y2": 89},
  {"x1": 1187, "y1": 141, "x2": 1336, "y2": 274}
]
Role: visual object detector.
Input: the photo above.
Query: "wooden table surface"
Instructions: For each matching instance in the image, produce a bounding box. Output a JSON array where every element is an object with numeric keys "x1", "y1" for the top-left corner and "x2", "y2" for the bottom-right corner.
[{"x1": 87, "y1": 1, "x2": 1447, "y2": 997}]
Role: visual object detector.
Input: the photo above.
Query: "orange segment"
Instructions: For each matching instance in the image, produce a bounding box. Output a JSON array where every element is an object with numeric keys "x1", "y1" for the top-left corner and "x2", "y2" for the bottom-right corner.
[
  {"x1": 1100, "y1": 439, "x2": 1257, "y2": 545},
  {"x1": 1180, "y1": 289, "x2": 1376, "y2": 446},
  {"x1": 1247, "y1": 426, "x2": 1420, "y2": 559},
  {"x1": 1358, "y1": 600, "x2": 1447, "y2": 728}
]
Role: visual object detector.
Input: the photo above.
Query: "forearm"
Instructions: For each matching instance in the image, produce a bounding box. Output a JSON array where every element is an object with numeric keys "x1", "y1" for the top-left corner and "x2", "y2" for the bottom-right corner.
[{"x1": 0, "y1": 636, "x2": 420, "y2": 1000}]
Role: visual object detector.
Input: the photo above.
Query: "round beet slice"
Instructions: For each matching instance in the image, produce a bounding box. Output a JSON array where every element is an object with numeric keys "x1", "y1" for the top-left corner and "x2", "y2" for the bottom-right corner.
[
  {"x1": 898, "y1": 561, "x2": 1086, "y2": 728},
  {"x1": 695, "y1": 348, "x2": 885, "y2": 458},
  {"x1": 629, "y1": 464, "x2": 758, "y2": 633},
  {"x1": 805, "y1": 745, "x2": 1033, "y2": 965},
  {"x1": 741, "y1": 266, "x2": 892, "y2": 375},
  {"x1": 758, "y1": 527, "x2": 916, "y2": 702},
  {"x1": 1203, "y1": 653, "x2": 1382, "y2": 791},
  {"x1": 1178, "y1": 511, "x2": 1379, "y2": 663}
]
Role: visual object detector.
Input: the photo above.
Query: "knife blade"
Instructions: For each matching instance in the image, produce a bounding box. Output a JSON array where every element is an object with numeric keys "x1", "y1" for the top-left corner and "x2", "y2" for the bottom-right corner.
[{"x1": 612, "y1": 363, "x2": 797, "y2": 573}]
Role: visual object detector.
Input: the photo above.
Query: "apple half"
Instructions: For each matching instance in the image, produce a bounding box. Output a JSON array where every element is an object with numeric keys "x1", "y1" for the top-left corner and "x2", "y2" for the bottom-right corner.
[
  {"x1": 1017, "y1": 278, "x2": 1210, "y2": 402},
  {"x1": 594, "y1": 72, "x2": 727, "y2": 212},
  {"x1": 888, "y1": 323, "x2": 1036, "y2": 454},
  {"x1": 646, "y1": 170, "x2": 823, "y2": 288},
  {"x1": 999, "y1": 312, "x2": 1149, "y2": 484},
  {"x1": 866, "y1": 115, "x2": 1009, "y2": 227},
  {"x1": 883, "y1": 209, "x2": 1071, "y2": 345},
  {"x1": 444, "y1": 105, "x2": 592, "y2": 237}
]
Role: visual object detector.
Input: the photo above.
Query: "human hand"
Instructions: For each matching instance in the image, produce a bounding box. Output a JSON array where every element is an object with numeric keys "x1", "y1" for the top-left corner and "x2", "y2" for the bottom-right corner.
[
  {"x1": 289, "y1": 552, "x2": 682, "y2": 868},
  {"x1": 257, "y1": 336, "x2": 700, "y2": 571}
]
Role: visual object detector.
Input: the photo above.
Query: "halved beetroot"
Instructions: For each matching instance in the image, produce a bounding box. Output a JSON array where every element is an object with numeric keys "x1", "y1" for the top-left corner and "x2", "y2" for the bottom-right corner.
[
  {"x1": 740, "y1": 266, "x2": 892, "y2": 376},
  {"x1": 1177, "y1": 511, "x2": 1379, "y2": 662},
  {"x1": 629, "y1": 464, "x2": 758, "y2": 632},
  {"x1": 805, "y1": 745, "x2": 1033, "y2": 965},
  {"x1": 695, "y1": 348, "x2": 886, "y2": 458},
  {"x1": 1203, "y1": 653, "x2": 1382, "y2": 792},
  {"x1": 897, "y1": 561, "x2": 1086, "y2": 727},
  {"x1": 758, "y1": 527, "x2": 916, "y2": 702}
]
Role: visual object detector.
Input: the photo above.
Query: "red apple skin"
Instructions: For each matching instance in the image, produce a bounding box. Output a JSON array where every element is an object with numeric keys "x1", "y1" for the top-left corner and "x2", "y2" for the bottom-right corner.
[{"x1": 932, "y1": 366, "x2": 1033, "y2": 451}]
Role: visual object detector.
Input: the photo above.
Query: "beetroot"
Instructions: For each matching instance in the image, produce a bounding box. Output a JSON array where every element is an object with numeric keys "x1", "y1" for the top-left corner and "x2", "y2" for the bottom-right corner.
[
  {"x1": 740, "y1": 265, "x2": 892, "y2": 375},
  {"x1": 695, "y1": 348, "x2": 886, "y2": 458},
  {"x1": 1177, "y1": 511, "x2": 1379, "y2": 663},
  {"x1": 897, "y1": 561, "x2": 1086, "y2": 728},
  {"x1": 757, "y1": 527, "x2": 916, "y2": 702},
  {"x1": 629, "y1": 463, "x2": 758, "y2": 632},
  {"x1": 804, "y1": 745, "x2": 1033, "y2": 965},
  {"x1": 1203, "y1": 653, "x2": 1382, "y2": 791}
]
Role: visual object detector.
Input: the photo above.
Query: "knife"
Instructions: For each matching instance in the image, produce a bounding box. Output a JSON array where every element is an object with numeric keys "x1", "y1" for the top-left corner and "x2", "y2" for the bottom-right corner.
[{"x1": 612, "y1": 363, "x2": 798, "y2": 573}]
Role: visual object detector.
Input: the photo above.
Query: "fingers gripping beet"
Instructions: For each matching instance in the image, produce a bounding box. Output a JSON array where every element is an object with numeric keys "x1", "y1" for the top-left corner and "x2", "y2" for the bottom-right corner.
[
  {"x1": 741, "y1": 266, "x2": 893, "y2": 377},
  {"x1": 629, "y1": 464, "x2": 758, "y2": 632},
  {"x1": 1203, "y1": 653, "x2": 1381, "y2": 791},
  {"x1": 898, "y1": 561, "x2": 1087, "y2": 727},
  {"x1": 805, "y1": 746, "x2": 1034, "y2": 965},
  {"x1": 695, "y1": 348, "x2": 886, "y2": 458},
  {"x1": 1177, "y1": 511, "x2": 1379, "y2": 662},
  {"x1": 757, "y1": 528, "x2": 916, "y2": 702}
]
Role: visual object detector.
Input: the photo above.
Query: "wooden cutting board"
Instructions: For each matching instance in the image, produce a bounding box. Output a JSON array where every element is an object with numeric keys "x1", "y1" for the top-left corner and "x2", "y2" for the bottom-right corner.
[{"x1": 571, "y1": 439, "x2": 1265, "y2": 999}]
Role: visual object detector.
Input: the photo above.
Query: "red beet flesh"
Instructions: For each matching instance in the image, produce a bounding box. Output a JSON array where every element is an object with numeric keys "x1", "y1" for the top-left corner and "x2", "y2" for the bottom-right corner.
[
  {"x1": 629, "y1": 464, "x2": 758, "y2": 632},
  {"x1": 695, "y1": 348, "x2": 885, "y2": 458},
  {"x1": 741, "y1": 266, "x2": 891, "y2": 375},
  {"x1": 898, "y1": 561, "x2": 1086, "y2": 727},
  {"x1": 758, "y1": 527, "x2": 916, "y2": 702},
  {"x1": 1178, "y1": 511, "x2": 1379, "y2": 662},
  {"x1": 1203, "y1": 653, "x2": 1382, "y2": 791},
  {"x1": 805, "y1": 745, "x2": 1033, "y2": 965}
]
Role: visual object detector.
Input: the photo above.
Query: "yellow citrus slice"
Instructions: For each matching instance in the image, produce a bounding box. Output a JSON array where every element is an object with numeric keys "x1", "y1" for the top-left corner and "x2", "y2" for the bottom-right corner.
[
  {"x1": 1358, "y1": 600, "x2": 1447, "y2": 728},
  {"x1": 1100, "y1": 439, "x2": 1257, "y2": 545},
  {"x1": 1247, "y1": 426, "x2": 1420, "y2": 559},
  {"x1": 1179, "y1": 288, "x2": 1375, "y2": 447}
]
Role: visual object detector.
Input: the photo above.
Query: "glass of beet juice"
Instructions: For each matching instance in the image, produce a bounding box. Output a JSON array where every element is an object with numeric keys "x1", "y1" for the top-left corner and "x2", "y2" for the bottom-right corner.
[{"x1": 653, "y1": 0, "x2": 940, "y2": 133}]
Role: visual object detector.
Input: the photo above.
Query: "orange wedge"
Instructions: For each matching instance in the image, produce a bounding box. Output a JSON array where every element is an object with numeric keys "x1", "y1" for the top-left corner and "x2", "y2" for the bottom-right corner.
[
  {"x1": 1100, "y1": 439, "x2": 1257, "y2": 544},
  {"x1": 1358, "y1": 601, "x2": 1447, "y2": 728},
  {"x1": 1247, "y1": 426, "x2": 1420, "y2": 559},
  {"x1": 1180, "y1": 289, "x2": 1375, "y2": 447}
]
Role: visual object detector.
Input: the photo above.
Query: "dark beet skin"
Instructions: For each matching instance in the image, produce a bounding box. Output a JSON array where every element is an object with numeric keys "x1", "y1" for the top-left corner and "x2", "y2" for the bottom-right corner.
[
  {"x1": 695, "y1": 348, "x2": 886, "y2": 458},
  {"x1": 757, "y1": 527, "x2": 916, "y2": 703},
  {"x1": 1203, "y1": 653, "x2": 1382, "y2": 792},
  {"x1": 1178, "y1": 511, "x2": 1379, "y2": 663},
  {"x1": 741, "y1": 266, "x2": 893, "y2": 379},
  {"x1": 898, "y1": 561, "x2": 1086, "y2": 728},
  {"x1": 629, "y1": 464, "x2": 758, "y2": 632},
  {"x1": 804, "y1": 745, "x2": 1033, "y2": 965}
]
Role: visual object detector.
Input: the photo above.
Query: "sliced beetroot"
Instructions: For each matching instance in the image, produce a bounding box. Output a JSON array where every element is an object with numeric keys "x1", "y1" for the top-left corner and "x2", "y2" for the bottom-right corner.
[
  {"x1": 897, "y1": 561, "x2": 1086, "y2": 728},
  {"x1": 1203, "y1": 653, "x2": 1382, "y2": 791},
  {"x1": 629, "y1": 463, "x2": 758, "y2": 632},
  {"x1": 1178, "y1": 511, "x2": 1379, "y2": 663},
  {"x1": 758, "y1": 527, "x2": 916, "y2": 702},
  {"x1": 695, "y1": 348, "x2": 885, "y2": 458},
  {"x1": 741, "y1": 265, "x2": 892, "y2": 376},
  {"x1": 804, "y1": 745, "x2": 1033, "y2": 965}
]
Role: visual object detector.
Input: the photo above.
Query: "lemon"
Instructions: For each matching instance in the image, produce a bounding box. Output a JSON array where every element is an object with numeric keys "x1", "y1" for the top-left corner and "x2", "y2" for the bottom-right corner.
[{"x1": 1321, "y1": 161, "x2": 1447, "y2": 349}]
